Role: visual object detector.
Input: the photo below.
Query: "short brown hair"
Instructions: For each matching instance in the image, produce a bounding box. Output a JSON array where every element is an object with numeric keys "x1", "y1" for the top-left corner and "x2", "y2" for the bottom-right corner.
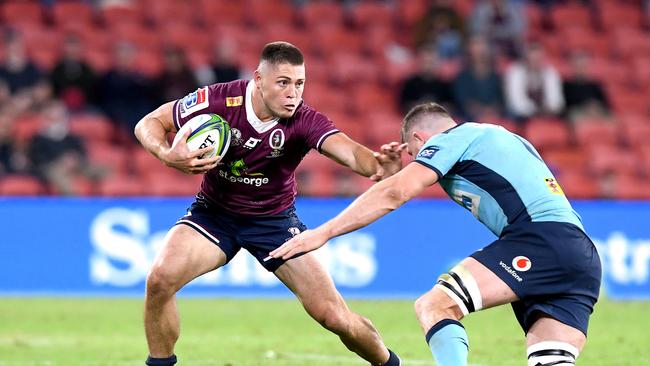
[
  {"x1": 260, "y1": 41, "x2": 304, "y2": 65},
  {"x1": 401, "y1": 102, "x2": 451, "y2": 141}
]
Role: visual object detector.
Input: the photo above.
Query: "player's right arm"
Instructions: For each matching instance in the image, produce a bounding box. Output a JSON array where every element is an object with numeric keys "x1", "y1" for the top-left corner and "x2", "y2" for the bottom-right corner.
[{"x1": 134, "y1": 101, "x2": 220, "y2": 174}]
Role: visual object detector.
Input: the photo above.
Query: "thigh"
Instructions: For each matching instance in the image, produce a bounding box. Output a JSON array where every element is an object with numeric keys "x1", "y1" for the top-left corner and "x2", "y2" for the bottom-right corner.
[
  {"x1": 238, "y1": 206, "x2": 308, "y2": 272},
  {"x1": 150, "y1": 224, "x2": 228, "y2": 290},
  {"x1": 274, "y1": 253, "x2": 347, "y2": 314},
  {"x1": 458, "y1": 256, "x2": 519, "y2": 309},
  {"x1": 526, "y1": 315, "x2": 586, "y2": 352}
]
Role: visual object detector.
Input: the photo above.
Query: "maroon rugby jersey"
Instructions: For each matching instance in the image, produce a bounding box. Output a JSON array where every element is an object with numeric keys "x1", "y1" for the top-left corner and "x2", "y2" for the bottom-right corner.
[{"x1": 172, "y1": 80, "x2": 339, "y2": 215}]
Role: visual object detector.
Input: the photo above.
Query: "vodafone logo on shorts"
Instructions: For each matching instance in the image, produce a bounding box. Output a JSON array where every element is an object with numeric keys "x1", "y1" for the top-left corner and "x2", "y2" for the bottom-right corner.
[{"x1": 512, "y1": 256, "x2": 532, "y2": 272}]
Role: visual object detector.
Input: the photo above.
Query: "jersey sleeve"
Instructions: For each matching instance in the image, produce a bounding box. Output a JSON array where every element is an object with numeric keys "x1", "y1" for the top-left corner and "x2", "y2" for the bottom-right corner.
[
  {"x1": 172, "y1": 84, "x2": 226, "y2": 130},
  {"x1": 415, "y1": 128, "x2": 473, "y2": 177},
  {"x1": 304, "y1": 110, "x2": 340, "y2": 152}
]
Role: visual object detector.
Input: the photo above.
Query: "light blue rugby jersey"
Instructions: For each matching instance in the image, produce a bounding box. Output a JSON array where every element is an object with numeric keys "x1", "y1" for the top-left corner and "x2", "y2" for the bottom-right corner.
[{"x1": 414, "y1": 122, "x2": 584, "y2": 237}]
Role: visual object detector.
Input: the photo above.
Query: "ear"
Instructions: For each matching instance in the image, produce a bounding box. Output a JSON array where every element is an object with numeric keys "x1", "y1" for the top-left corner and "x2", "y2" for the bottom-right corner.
[
  {"x1": 412, "y1": 130, "x2": 425, "y2": 144},
  {"x1": 253, "y1": 69, "x2": 262, "y2": 88}
]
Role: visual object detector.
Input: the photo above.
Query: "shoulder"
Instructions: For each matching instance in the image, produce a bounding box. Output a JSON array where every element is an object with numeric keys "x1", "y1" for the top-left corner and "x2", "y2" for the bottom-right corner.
[
  {"x1": 206, "y1": 79, "x2": 248, "y2": 96},
  {"x1": 293, "y1": 101, "x2": 331, "y2": 125}
]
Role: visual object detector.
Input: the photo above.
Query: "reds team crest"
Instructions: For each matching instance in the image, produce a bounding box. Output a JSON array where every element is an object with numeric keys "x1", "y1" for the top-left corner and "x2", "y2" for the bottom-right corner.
[{"x1": 267, "y1": 128, "x2": 285, "y2": 158}]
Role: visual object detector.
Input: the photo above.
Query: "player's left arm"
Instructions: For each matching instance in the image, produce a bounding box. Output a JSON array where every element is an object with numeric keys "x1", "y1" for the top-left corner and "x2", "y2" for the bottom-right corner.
[
  {"x1": 267, "y1": 162, "x2": 439, "y2": 260},
  {"x1": 320, "y1": 133, "x2": 404, "y2": 181}
]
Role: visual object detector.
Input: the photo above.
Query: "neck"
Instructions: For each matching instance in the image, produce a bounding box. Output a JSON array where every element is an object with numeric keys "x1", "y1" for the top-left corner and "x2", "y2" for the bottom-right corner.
[{"x1": 251, "y1": 86, "x2": 275, "y2": 122}]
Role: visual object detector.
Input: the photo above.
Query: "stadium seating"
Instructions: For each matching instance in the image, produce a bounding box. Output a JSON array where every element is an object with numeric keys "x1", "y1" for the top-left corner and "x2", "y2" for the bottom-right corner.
[
  {"x1": 0, "y1": 0, "x2": 647, "y2": 200},
  {"x1": 0, "y1": 175, "x2": 45, "y2": 196}
]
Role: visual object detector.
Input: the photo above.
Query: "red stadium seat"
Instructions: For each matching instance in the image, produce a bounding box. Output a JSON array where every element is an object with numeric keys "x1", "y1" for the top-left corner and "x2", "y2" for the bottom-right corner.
[
  {"x1": 0, "y1": 1, "x2": 43, "y2": 26},
  {"x1": 542, "y1": 148, "x2": 589, "y2": 176},
  {"x1": 349, "y1": 85, "x2": 395, "y2": 116},
  {"x1": 68, "y1": 114, "x2": 115, "y2": 144},
  {"x1": 87, "y1": 143, "x2": 130, "y2": 177},
  {"x1": 97, "y1": 175, "x2": 144, "y2": 196},
  {"x1": 247, "y1": 0, "x2": 295, "y2": 28},
  {"x1": 350, "y1": 2, "x2": 394, "y2": 29},
  {"x1": 587, "y1": 145, "x2": 639, "y2": 176},
  {"x1": 362, "y1": 25, "x2": 396, "y2": 58},
  {"x1": 524, "y1": 118, "x2": 571, "y2": 151},
  {"x1": 101, "y1": 4, "x2": 144, "y2": 28},
  {"x1": 52, "y1": 2, "x2": 95, "y2": 31},
  {"x1": 329, "y1": 54, "x2": 381, "y2": 86},
  {"x1": 619, "y1": 114, "x2": 650, "y2": 147},
  {"x1": 598, "y1": 2, "x2": 643, "y2": 31},
  {"x1": 363, "y1": 112, "x2": 403, "y2": 147},
  {"x1": 397, "y1": 0, "x2": 428, "y2": 27},
  {"x1": 0, "y1": 175, "x2": 45, "y2": 196},
  {"x1": 161, "y1": 24, "x2": 211, "y2": 54},
  {"x1": 302, "y1": 84, "x2": 349, "y2": 116},
  {"x1": 573, "y1": 120, "x2": 620, "y2": 147},
  {"x1": 145, "y1": 171, "x2": 201, "y2": 196},
  {"x1": 611, "y1": 28, "x2": 650, "y2": 59},
  {"x1": 145, "y1": 0, "x2": 196, "y2": 26},
  {"x1": 198, "y1": 0, "x2": 248, "y2": 27},
  {"x1": 551, "y1": 4, "x2": 593, "y2": 30},
  {"x1": 562, "y1": 27, "x2": 610, "y2": 57},
  {"x1": 11, "y1": 114, "x2": 43, "y2": 145},
  {"x1": 310, "y1": 25, "x2": 364, "y2": 59},
  {"x1": 555, "y1": 171, "x2": 600, "y2": 199},
  {"x1": 608, "y1": 90, "x2": 649, "y2": 114},
  {"x1": 260, "y1": 24, "x2": 311, "y2": 54},
  {"x1": 299, "y1": 2, "x2": 345, "y2": 28},
  {"x1": 607, "y1": 173, "x2": 650, "y2": 200},
  {"x1": 134, "y1": 149, "x2": 166, "y2": 179}
]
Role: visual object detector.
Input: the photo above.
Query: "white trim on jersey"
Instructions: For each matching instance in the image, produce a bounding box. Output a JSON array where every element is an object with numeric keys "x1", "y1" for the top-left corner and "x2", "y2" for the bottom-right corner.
[
  {"x1": 245, "y1": 80, "x2": 280, "y2": 134},
  {"x1": 316, "y1": 129, "x2": 341, "y2": 152}
]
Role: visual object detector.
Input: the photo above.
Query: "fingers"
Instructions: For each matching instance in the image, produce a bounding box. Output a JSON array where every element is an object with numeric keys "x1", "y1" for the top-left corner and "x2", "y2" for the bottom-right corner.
[
  {"x1": 266, "y1": 242, "x2": 296, "y2": 261},
  {"x1": 188, "y1": 146, "x2": 215, "y2": 159}
]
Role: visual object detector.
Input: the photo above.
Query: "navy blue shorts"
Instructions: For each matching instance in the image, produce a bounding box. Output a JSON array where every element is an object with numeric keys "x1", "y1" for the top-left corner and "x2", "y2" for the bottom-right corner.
[
  {"x1": 175, "y1": 194, "x2": 308, "y2": 272},
  {"x1": 471, "y1": 221, "x2": 602, "y2": 336}
]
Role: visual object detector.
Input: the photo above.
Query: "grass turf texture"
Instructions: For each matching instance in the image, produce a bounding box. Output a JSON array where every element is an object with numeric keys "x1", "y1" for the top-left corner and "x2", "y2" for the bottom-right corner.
[{"x1": 0, "y1": 298, "x2": 647, "y2": 365}]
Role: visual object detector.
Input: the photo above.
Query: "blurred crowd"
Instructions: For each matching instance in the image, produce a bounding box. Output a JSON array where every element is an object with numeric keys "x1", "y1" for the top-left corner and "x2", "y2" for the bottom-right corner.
[{"x1": 1, "y1": 0, "x2": 649, "y2": 198}]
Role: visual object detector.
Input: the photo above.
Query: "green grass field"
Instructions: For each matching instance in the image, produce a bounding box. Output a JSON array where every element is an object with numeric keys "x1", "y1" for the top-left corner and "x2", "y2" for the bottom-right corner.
[{"x1": 0, "y1": 298, "x2": 648, "y2": 365}]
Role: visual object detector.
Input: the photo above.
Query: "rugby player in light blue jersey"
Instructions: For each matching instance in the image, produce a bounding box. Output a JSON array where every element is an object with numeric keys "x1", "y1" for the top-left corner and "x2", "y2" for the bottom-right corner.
[{"x1": 270, "y1": 102, "x2": 602, "y2": 366}]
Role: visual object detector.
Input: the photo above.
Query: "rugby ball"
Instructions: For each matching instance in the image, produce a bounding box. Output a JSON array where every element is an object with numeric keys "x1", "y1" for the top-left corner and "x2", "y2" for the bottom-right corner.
[{"x1": 173, "y1": 113, "x2": 231, "y2": 159}]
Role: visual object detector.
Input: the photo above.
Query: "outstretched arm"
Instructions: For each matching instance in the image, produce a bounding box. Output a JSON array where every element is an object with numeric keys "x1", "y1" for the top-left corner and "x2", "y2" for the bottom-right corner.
[
  {"x1": 320, "y1": 133, "x2": 405, "y2": 181},
  {"x1": 267, "y1": 162, "x2": 440, "y2": 260}
]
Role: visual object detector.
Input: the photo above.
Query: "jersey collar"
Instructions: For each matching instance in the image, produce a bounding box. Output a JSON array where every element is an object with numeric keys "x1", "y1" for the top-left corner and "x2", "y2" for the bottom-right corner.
[{"x1": 245, "y1": 80, "x2": 279, "y2": 134}]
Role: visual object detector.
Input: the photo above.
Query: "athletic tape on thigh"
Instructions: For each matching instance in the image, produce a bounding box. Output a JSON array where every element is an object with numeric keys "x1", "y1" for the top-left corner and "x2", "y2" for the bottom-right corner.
[
  {"x1": 435, "y1": 264, "x2": 483, "y2": 316},
  {"x1": 527, "y1": 341, "x2": 579, "y2": 366}
]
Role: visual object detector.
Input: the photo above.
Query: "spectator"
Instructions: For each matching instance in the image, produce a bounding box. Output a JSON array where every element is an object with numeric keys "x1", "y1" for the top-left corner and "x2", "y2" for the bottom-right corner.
[
  {"x1": 50, "y1": 35, "x2": 98, "y2": 111},
  {"x1": 398, "y1": 46, "x2": 453, "y2": 115},
  {"x1": 196, "y1": 39, "x2": 242, "y2": 86},
  {"x1": 154, "y1": 47, "x2": 198, "y2": 104},
  {"x1": 504, "y1": 42, "x2": 564, "y2": 121},
  {"x1": 0, "y1": 114, "x2": 18, "y2": 176},
  {"x1": 470, "y1": 0, "x2": 526, "y2": 59},
  {"x1": 452, "y1": 36, "x2": 504, "y2": 121},
  {"x1": 0, "y1": 32, "x2": 43, "y2": 94},
  {"x1": 98, "y1": 41, "x2": 154, "y2": 134},
  {"x1": 413, "y1": 0, "x2": 465, "y2": 60},
  {"x1": 563, "y1": 51, "x2": 610, "y2": 121},
  {"x1": 27, "y1": 101, "x2": 103, "y2": 195}
]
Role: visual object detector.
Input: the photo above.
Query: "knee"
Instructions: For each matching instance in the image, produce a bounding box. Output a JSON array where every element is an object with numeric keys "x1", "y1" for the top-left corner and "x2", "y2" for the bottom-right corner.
[
  {"x1": 312, "y1": 305, "x2": 351, "y2": 334},
  {"x1": 414, "y1": 291, "x2": 462, "y2": 323},
  {"x1": 146, "y1": 266, "x2": 177, "y2": 299}
]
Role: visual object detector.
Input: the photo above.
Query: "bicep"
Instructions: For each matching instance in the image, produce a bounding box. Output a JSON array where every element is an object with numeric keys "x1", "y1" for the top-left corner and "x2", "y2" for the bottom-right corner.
[
  {"x1": 141, "y1": 101, "x2": 177, "y2": 132},
  {"x1": 393, "y1": 162, "x2": 440, "y2": 199}
]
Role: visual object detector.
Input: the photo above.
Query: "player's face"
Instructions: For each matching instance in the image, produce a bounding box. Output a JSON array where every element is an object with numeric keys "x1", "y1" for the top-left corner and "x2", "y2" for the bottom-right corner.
[{"x1": 256, "y1": 62, "x2": 305, "y2": 119}]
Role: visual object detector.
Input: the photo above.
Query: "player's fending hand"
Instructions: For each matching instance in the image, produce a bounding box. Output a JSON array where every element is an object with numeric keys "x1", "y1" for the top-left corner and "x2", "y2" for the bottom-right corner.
[
  {"x1": 370, "y1": 142, "x2": 407, "y2": 181},
  {"x1": 162, "y1": 128, "x2": 222, "y2": 174},
  {"x1": 265, "y1": 229, "x2": 329, "y2": 261}
]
